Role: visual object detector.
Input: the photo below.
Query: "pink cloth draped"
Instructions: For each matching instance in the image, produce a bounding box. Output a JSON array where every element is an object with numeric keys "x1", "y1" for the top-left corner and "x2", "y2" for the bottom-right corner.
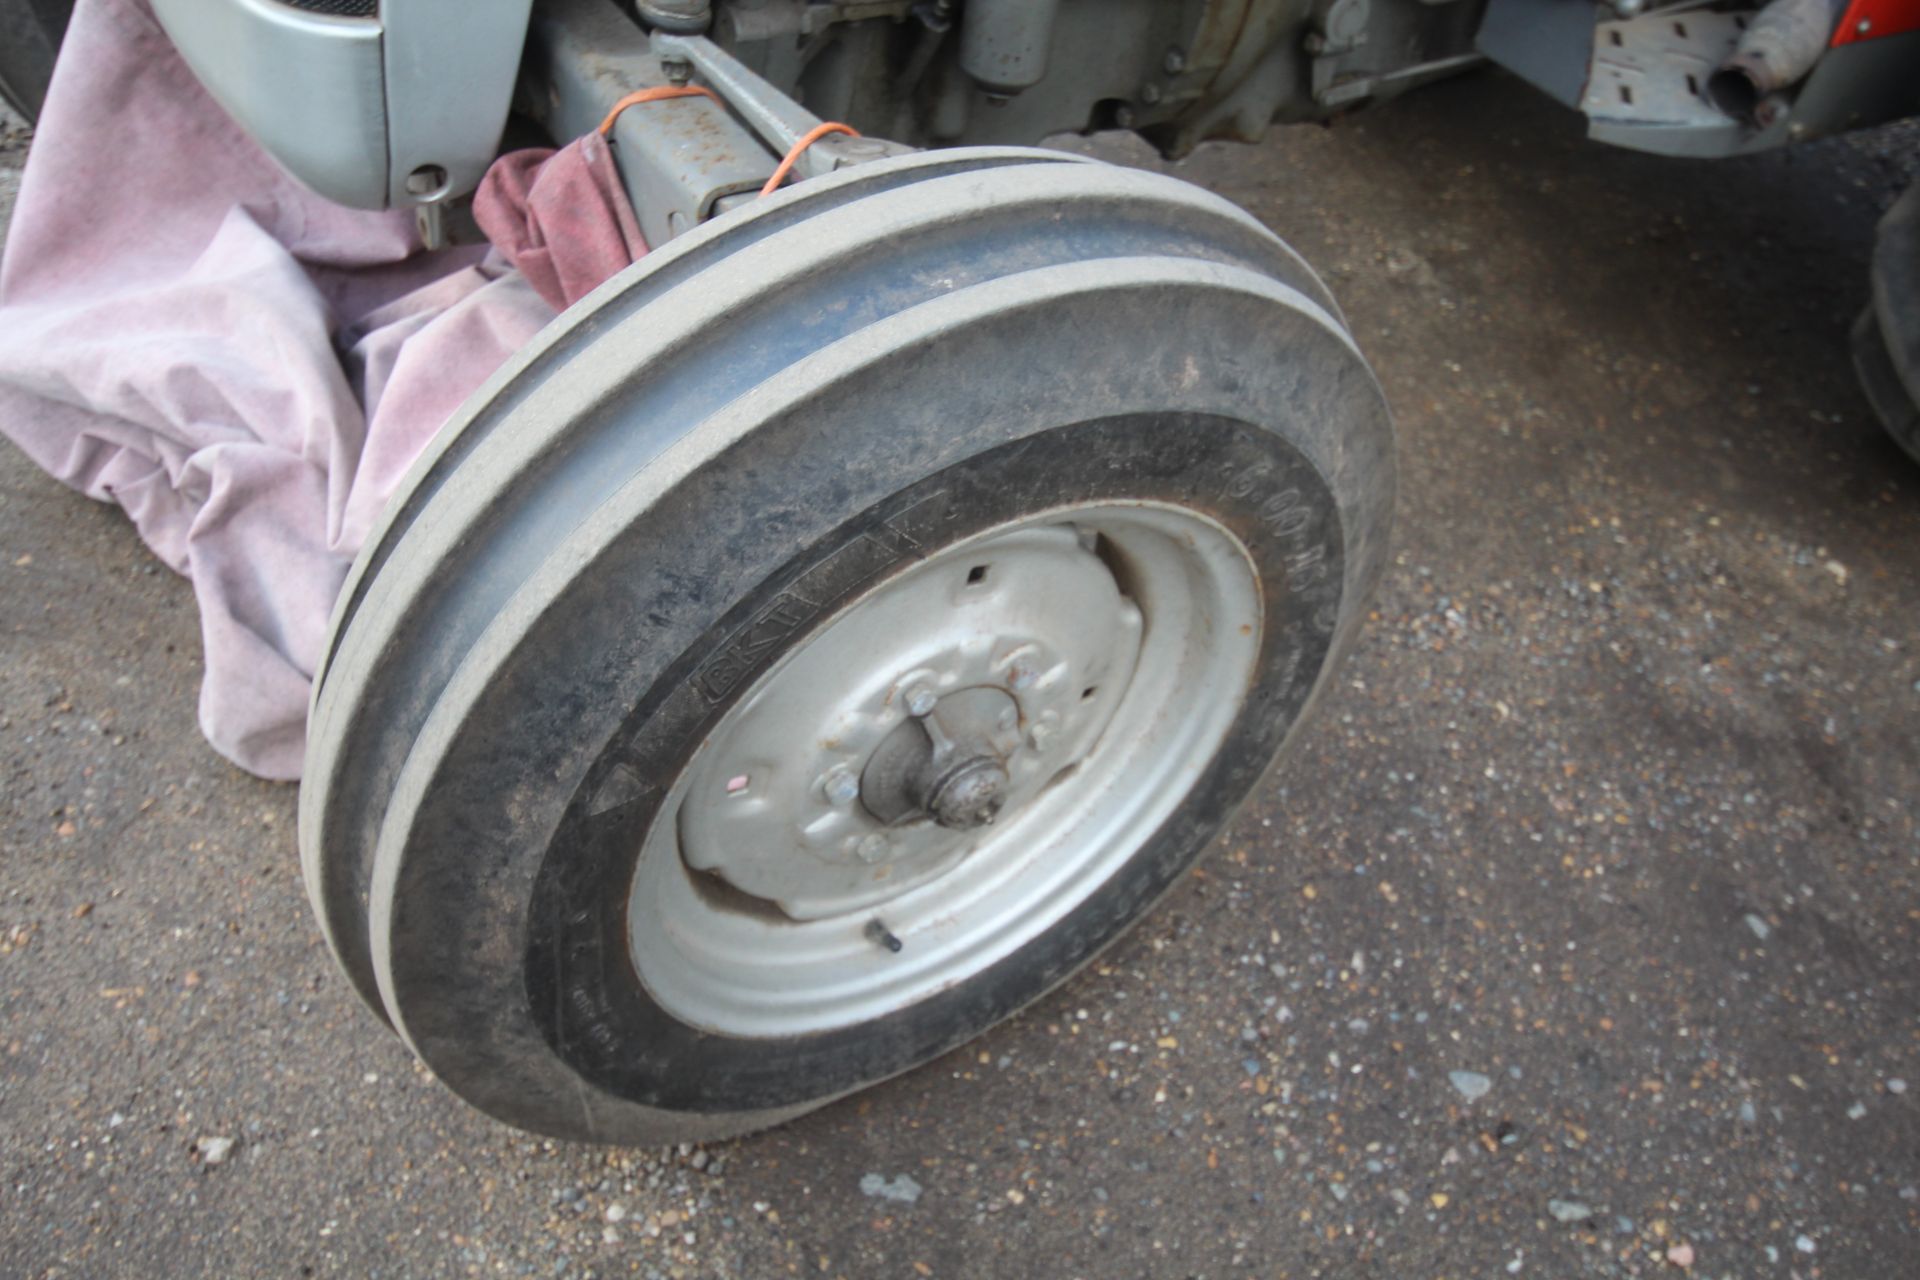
[{"x1": 0, "y1": 0, "x2": 651, "y2": 778}]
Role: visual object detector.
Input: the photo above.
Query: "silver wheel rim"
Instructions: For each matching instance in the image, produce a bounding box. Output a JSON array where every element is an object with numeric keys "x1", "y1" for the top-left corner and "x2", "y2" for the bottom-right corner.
[{"x1": 628, "y1": 501, "x2": 1263, "y2": 1037}]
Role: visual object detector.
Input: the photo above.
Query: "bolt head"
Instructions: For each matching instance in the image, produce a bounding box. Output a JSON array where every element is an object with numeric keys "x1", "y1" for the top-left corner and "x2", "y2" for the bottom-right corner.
[
  {"x1": 905, "y1": 684, "x2": 939, "y2": 717},
  {"x1": 856, "y1": 832, "x2": 890, "y2": 863},
  {"x1": 822, "y1": 769, "x2": 861, "y2": 806},
  {"x1": 1164, "y1": 47, "x2": 1186, "y2": 75},
  {"x1": 1027, "y1": 708, "x2": 1060, "y2": 752},
  {"x1": 1007, "y1": 663, "x2": 1038, "y2": 692}
]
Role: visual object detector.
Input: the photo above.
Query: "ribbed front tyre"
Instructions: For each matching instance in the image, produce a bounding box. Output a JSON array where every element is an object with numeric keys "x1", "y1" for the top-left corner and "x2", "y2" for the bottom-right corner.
[{"x1": 299, "y1": 148, "x2": 1394, "y2": 1143}]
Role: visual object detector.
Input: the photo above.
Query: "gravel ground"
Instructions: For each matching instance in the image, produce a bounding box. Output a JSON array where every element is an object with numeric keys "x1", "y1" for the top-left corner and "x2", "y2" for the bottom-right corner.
[
  {"x1": 0, "y1": 103, "x2": 25, "y2": 230},
  {"x1": 3, "y1": 72, "x2": 1919, "y2": 1279}
]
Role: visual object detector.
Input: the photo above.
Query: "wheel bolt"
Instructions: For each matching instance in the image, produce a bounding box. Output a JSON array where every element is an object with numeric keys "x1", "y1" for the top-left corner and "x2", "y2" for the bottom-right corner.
[
  {"x1": 1028, "y1": 709, "x2": 1060, "y2": 750},
  {"x1": 856, "y1": 832, "x2": 890, "y2": 863},
  {"x1": 822, "y1": 768, "x2": 861, "y2": 806},
  {"x1": 904, "y1": 683, "x2": 939, "y2": 717}
]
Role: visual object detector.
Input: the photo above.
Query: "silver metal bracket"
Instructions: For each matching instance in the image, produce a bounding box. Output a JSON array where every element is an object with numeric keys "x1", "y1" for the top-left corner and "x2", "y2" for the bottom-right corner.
[
  {"x1": 1579, "y1": 7, "x2": 1783, "y2": 157},
  {"x1": 650, "y1": 32, "x2": 916, "y2": 180},
  {"x1": 528, "y1": 0, "x2": 913, "y2": 247},
  {"x1": 530, "y1": 0, "x2": 776, "y2": 246}
]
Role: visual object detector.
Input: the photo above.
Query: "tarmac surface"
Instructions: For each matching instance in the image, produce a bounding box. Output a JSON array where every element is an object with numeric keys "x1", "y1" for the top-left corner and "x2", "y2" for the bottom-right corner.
[{"x1": 3, "y1": 70, "x2": 1919, "y2": 1279}]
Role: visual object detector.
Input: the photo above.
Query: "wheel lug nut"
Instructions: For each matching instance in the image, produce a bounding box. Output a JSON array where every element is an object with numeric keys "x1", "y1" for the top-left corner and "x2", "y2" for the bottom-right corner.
[
  {"x1": 856, "y1": 832, "x2": 891, "y2": 863},
  {"x1": 1028, "y1": 709, "x2": 1060, "y2": 750},
  {"x1": 904, "y1": 683, "x2": 939, "y2": 717},
  {"x1": 822, "y1": 768, "x2": 861, "y2": 806}
]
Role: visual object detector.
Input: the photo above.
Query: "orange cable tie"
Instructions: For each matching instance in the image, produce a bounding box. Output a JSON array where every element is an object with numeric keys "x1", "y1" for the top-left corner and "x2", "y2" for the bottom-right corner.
[
  {"x1": 596, "y1": 84, "x2": 721, "y2": 136},
  {"x1": 758, "y1": 122, "x2": 860, "y2": 198}
]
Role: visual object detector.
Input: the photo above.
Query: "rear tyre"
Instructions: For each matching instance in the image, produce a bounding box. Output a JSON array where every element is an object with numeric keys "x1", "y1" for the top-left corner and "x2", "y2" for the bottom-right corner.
[
  {"x1": 1853, "y1": 179, "x2": 1920, "y2": 464},
  {"x1": 300, "y1": 148, "x2": 1394, "y2": 1142}
]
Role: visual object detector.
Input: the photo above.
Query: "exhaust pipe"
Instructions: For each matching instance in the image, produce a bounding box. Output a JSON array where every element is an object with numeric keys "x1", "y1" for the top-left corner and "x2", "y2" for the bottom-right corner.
[{"x1": 1706, "y1": 0, "x2": 1843, "y2": 126}]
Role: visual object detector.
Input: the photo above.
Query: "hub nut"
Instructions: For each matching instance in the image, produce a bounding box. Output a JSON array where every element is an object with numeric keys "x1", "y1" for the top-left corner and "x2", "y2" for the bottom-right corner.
[{"x1": 925, "y1": 757, "x2": 1010, "y2": 830}]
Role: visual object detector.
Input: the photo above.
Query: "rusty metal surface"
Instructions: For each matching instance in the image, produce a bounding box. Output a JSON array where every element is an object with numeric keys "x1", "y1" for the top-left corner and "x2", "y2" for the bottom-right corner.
[{"x1": 531, "y1": 0, "x2": 775, "y2": 244}]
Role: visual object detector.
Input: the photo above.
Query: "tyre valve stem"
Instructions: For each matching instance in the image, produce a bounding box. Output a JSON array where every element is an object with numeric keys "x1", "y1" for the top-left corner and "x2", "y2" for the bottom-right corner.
[{"x1": 865, "y1": 919, "x2": 904, "y2": 953}]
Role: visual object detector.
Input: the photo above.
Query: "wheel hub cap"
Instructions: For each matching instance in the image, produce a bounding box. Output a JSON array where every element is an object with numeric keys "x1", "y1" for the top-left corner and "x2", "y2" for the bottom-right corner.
[
  {"x1": 676, "y1": 525, "x2": 1140, "y2": 918},
  {"x1": 860, "y1": 685, "x2": 1019, "y2": 831},
  {"x1": 923, "y1": 755, "x2": 1009, "y2": 830},
  {"x1": 634, "y1": 502, "x2": 1264, "y2": 1036}
]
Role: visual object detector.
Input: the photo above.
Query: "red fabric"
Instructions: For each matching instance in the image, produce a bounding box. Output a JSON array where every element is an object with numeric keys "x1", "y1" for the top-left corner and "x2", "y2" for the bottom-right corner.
[{"x1": 473, "y1": 132, "x2": 648, "y2": 311}]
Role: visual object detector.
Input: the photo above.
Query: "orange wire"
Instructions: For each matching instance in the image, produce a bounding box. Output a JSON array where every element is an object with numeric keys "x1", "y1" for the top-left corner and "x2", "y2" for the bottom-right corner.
[
  {"x1": 758, "y1": 122, "x2": 860, "y2": 197},
  {"x1": 596, "y1": 84, "x2": 721, "y2": 135},
  {"x1": 598, "y1": 89, "x2": 857, "y2": 199}
]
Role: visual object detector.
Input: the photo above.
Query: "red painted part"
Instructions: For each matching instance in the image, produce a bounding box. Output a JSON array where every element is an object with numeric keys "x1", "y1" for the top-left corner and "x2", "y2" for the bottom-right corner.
[{"x1": 1832, "y1": 0, "x2": 1920, "y2": 45}]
